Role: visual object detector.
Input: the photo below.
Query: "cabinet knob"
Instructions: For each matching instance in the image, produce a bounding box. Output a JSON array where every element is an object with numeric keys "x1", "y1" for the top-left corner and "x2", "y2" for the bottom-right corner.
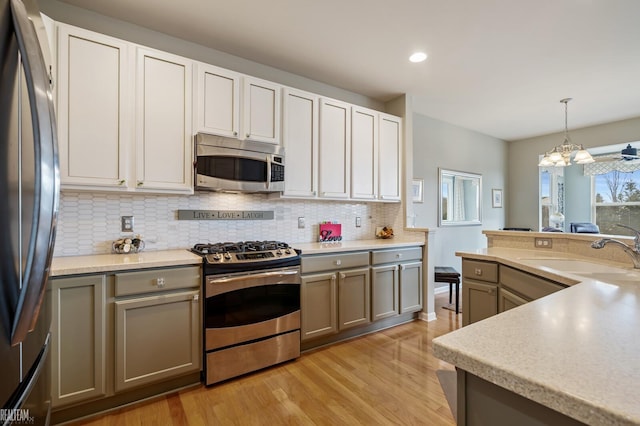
[
  {"x1": 474, "y1": 268, "x2": 483, "y2": 276},
  {"x1": 340, "y1": 273, "x2": 346, "y2": 280},
  {"x1": 246, "y1": 133, "x2": 250, "y2": 138},
  {"x1": 487, "y1": 288, "x2": 494, "y2": 295},
  {"x1": 396, "y1": 253, "x2": 402, "y2": 259},
  {"x1": 335, "y1": 259, "x2": 342, "y2": 266},
  {"x1": 193, "y1": 294, "x2": 199, "y2": 302},
  {"x1": 400, "y1": 264, "x2": 406, "y2": 271},
  {"x1": 118, "y1": 179, "x2": 126, "y2": 186},
  {"x1": 137, "y1": 181, "x2": 144, "y2": 187},
  {"x1": 233, "y1": 131, "x2": 238, "y2": 136},
  {"x1": 156, "y1": 277, "x2": 165, "y2": 288}
]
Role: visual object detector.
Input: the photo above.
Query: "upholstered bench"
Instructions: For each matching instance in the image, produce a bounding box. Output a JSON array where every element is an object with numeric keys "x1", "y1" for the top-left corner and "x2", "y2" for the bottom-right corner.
[{"x1": 434, "y1": 266, "x2": 461, "y2": 314}]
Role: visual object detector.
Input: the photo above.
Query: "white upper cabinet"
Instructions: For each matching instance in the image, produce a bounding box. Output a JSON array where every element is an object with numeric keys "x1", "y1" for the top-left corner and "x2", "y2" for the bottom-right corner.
[
  {"x1": 378, "y1": 113, "x2": 402, "y2": 201},
  {"x1": 282, "y1": 88, "x2": 319, "y2": 197},
  {"x1": 57, "y1": 24, "x2": 130, "y2": 189},
  {"x1": 194, "y1": 63, "x2": 240, "y2": 138},
  {"x1": 351, "y1": 106, "x2": 378, "y2": 200},
  {"x1": 56, "y1": 24, "x2": 193, "y2": 194},
  {"x1": 134, "y1": 48, "x2": 193, "y2": 192},
  {"x1": 243, "y1": 77, "x2": 281, "y2": 144},
  {"x1": 194, "y1": 70, "x2": 281, "y2": 144},
  {"x1": 319, "y1": 98, "x2": 351, "y2": 199}
]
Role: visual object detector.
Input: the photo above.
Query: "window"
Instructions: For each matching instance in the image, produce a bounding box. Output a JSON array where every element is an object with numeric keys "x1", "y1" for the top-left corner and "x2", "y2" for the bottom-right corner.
[{"x1": 593, "y1": 170, "x2": 640, "y2": 235}]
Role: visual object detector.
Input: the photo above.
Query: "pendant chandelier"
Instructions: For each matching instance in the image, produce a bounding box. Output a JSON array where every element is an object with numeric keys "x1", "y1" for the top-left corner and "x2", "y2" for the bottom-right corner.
[{"x1": 538, "y1": 98, "x2": 594, "y2": 167}]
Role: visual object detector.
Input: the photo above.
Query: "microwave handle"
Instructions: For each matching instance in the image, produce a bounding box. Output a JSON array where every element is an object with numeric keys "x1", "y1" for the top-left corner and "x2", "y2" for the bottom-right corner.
[{"x1": 266, "y1": 155, "x2": 271, "y2": 190}]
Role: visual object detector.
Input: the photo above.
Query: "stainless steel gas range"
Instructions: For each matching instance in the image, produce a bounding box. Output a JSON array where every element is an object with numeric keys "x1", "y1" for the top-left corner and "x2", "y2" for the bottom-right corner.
[{"x1": 191, "y1": 241, "x2": 301, "y2": 385}]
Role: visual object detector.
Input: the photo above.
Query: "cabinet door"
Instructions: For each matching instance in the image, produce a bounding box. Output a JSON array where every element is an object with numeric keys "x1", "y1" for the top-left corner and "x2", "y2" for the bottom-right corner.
[
  {"x1": 57, "y1": 24, "x2": 129, "y2": 189},
  {"x1": 462, "y1": 279, "x2": 498, "y2": 326},
  {"x1": 282, "y1": 88, "x2": 318, "y2": 197},
  {"x1": 351, "y1": 106, "x2": 378, "y2": 200},
  {"x1": 243, "y1": 76, "x2": 281, "y2": 144},
  {"x1": 371, "y1": 265, "x2": 399, "y2": 320},
  {"x1": 378, "y1": 113, "x2": 402, "y2": 201},
  {"x1": 51, "y1": 275, "x2": 106, "y2": 407},
  {"x1": 115, "y1": 290, "x2": 200, "y2": 392},
  {"x1": 195, "y1": 62, "x2": 240, "y2": 137},
  {"x1": 318, "y1": 98, "x2": 351, "y2": 198},
  {"x1": 338, "y1": 267, "x2": 371, "y2": 330},
  {"x1": 135, "y1": 47, "x2": 193, "y2": 193},
  {"x1": 301, "y1": 272, "x2": 337, "y2": 341},
  {"x1": 499, "y1": 288, "x2": 528, "y2": 313},
  {"x1": 399, "y1": 261, "x2": 422, "y2": 313}
]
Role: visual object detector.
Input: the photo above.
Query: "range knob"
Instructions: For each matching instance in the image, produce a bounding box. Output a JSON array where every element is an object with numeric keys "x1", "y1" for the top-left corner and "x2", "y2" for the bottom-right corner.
[
  {"x1": 223, "y1": 253, "x2": 232, "y2": 260},
  {"x1": 276, "y1": 249, "x2": 283, "y2": 256},
  {"x1": 285, "y1": 249, "x2": 291, "y2": 254},
  {"x1": 212, "y1": 253, "x2": 221, "y2": 261}
]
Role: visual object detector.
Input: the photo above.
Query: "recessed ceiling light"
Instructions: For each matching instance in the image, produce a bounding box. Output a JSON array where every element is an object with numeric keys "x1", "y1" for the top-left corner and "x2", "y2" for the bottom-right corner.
[{"x1": 409, "y1": 52, "x2": 427, "y2": 63}]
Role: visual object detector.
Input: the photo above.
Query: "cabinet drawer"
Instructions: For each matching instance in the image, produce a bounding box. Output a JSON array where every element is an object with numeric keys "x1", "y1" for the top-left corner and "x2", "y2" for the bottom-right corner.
[
  {"x1": 371, "y1": 247, "x2": 422, "y2": 265},
  {"x1": 462, "y1": 260, "x2": 498, "y2": 283},
  {"x1": 302, "y1": 252, "x2": 369, "y2": 274},
  {"x1": 500, "y1": 265, "x2": 566, "y2": 301},
  {"x1": 115, "y1": 266, "x2": 200, "y2": 296}
]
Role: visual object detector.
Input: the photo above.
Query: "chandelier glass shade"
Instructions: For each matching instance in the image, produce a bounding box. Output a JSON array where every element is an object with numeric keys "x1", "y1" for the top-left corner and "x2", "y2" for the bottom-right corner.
[{"x1": 538, "y1": 98, "x2": 594, "y2": 167}]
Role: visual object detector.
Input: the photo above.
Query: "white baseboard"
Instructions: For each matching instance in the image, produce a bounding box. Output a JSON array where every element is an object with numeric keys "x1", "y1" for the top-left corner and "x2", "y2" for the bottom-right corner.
[
  {"x1": 419, "y1": 311, "x2": 437, "y2": 322},
  {"x1": 434, "y1": 286, "x2": 450, "y2": 295}
]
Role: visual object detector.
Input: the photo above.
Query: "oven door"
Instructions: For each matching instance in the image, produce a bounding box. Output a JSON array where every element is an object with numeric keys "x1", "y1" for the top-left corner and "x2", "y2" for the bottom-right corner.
[{"x1": 205, "y1": 267, "x2": 300, "y2": 351}]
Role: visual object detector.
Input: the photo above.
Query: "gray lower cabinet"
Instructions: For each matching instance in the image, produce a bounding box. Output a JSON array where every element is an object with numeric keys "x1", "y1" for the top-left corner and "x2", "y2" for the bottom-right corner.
[
  {"x1": 338, "y1": 267, "x2": 370, "y2": 330},
  {"x1": 51, "y1": 275, "x2": 107, "y2": 407},
  {"x1": 50, "y1": 265, "x2": 201, "y2": 411},
  {"x1": 114, "y1": 290, "x2": 200, "y2": 392},
  {"x1": 301, "y1": 272, "x2": 337, "y2": 340},
  {"x1": 371, "y1": 247, "x2": 423, "y2": 319},
  {"x1": 498, "y1": 287, "x2": 527, "y2": 312},
  {"x1": 462, "y1": 279, "x2": 498, "y2": 326}
]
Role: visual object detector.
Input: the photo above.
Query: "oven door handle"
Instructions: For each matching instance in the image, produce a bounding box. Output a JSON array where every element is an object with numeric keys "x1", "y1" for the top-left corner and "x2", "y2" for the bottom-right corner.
[{"x1": 209, "y1": 269, "x2": 299, "y2": 284}]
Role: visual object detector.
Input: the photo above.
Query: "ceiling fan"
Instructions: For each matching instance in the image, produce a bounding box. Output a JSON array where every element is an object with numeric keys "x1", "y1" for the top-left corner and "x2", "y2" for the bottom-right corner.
[{"x1": 591, "y1": 144, "x2": 640, "y2": 162}]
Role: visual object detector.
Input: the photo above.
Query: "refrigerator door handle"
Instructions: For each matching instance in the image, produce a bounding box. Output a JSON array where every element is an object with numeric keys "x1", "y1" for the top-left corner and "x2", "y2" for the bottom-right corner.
[{"x1": 9, "y1": 0, "x2": 59, "y2": 346}]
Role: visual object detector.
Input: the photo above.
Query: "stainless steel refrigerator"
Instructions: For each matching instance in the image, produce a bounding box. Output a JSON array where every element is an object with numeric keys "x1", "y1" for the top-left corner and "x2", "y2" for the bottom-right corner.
[{"x1": 0, "y1": 0, "x2": 58, "y2": 424}]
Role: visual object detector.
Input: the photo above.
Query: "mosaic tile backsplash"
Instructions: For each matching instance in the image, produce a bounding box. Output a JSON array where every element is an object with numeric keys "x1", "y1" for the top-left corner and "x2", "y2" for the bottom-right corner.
[{"x1": 54, "y1": 191, "x2": 405, "y2": 256}]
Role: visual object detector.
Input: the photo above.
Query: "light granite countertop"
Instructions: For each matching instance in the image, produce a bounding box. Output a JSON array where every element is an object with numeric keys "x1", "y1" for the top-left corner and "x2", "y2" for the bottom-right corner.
[
  {"x1": 432, "y1": 247, "x2": 640, "y2": 425},
  {"x1": 295, "y1": 238, "x2": 425, "y2": 255},
  {"x1": 51, "y1": 249, "x2": 202, "y2": 276}
]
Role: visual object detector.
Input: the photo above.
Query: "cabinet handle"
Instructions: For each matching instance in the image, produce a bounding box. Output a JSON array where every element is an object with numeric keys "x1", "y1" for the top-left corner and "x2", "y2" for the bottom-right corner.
[
  {"x1": 118, "y1": 179, "x2": 126, "y2": 186},
  {"x1": 137, "y1": 181, "x2": 144, "y2": 187},
  {"x1": 156, "y1": 277, "x2": 165, "y2": 288},
  {"x1": 193, "y1": 294, "x2": 199, "y2": 302},
  {"x1": 474, "y1": 268, "x2": 483, "y2": 276},
  {"x1": 335, "y1": 259, "x2": 342, "y2": 266},
  {"x1": 340, "y1": 273, "x2": 346, "y2": 280}
]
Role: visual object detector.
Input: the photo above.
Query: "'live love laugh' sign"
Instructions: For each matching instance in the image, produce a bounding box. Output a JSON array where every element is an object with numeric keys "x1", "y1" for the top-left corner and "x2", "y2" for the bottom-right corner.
[{"x1": 177, "y1": 210, "x2": 274, "y2": 220}]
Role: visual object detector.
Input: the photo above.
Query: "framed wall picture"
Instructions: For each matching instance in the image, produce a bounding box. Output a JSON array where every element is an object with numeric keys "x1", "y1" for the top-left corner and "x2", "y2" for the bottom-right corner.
[
  {"x1": 492, "y1": 189, "x2": 503, "y2": 208},
  {"x1": 412, "y1": 179, "x2": 424, "y2": 203}
]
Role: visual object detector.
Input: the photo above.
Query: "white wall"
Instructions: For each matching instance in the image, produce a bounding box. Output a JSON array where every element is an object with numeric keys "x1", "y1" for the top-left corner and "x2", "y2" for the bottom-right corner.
[
  {"x1": 412, "y1": 113, "x2": 508, "y2": 284},
  {"x1": 508, "y1": 117, "x2": 640, "y2": 230}
]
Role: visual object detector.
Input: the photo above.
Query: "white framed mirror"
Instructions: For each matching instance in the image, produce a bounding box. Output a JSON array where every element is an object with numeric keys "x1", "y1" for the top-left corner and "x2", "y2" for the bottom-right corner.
[{"x1": 439, "y1": 168, "x2": 482, "y2": 226}]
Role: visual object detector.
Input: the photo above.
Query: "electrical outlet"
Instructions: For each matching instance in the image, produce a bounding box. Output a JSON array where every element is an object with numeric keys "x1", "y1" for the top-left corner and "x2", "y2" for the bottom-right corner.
[
  {"x1": 298, "y1": 217, "x2": 305, "y2": 229},
  {"x1": 534, "y1": 237, "x2": 552, "y2": 248},
  {"x1": 121, "y1": 216, "x2": 134, "y2": 232},
  {"x1": 356, "y1": 217, "x2": 362, "y2": 227}
]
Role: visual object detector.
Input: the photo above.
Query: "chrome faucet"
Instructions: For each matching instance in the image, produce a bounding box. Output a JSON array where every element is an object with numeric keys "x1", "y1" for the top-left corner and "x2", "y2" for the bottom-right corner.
[{"x1": 591, "y1": 224, "x2": 640, "y2": 269}]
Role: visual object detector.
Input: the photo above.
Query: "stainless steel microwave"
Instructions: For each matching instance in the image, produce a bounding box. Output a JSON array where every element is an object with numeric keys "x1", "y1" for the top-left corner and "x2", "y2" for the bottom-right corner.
[{"x1": 194, "y1": 133, "x2": 285, "y2": 193}]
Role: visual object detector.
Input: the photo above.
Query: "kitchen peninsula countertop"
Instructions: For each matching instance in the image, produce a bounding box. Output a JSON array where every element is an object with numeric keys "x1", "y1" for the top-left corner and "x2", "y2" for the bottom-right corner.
[
  {"x1": 433, "y1": 247, "x2": 640, "y2": 425},
  {"x1": 51, "y1": 249, "x2": 202, "y2": 276},
  {"x1": 295, "y1": 238, "x2": 425, "y2": 255}
]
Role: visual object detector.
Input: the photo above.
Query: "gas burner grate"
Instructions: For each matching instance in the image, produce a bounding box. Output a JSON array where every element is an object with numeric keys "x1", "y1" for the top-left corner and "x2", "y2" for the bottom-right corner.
[{"x1": 191, "y1": 240, "x2": 291, "y2": 256}]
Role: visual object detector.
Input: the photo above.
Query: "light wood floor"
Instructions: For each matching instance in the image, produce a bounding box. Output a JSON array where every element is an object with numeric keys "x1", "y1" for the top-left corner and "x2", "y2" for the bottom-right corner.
[{"x1": 72, "y1": 292, "x2": 462, "y2": 425}]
